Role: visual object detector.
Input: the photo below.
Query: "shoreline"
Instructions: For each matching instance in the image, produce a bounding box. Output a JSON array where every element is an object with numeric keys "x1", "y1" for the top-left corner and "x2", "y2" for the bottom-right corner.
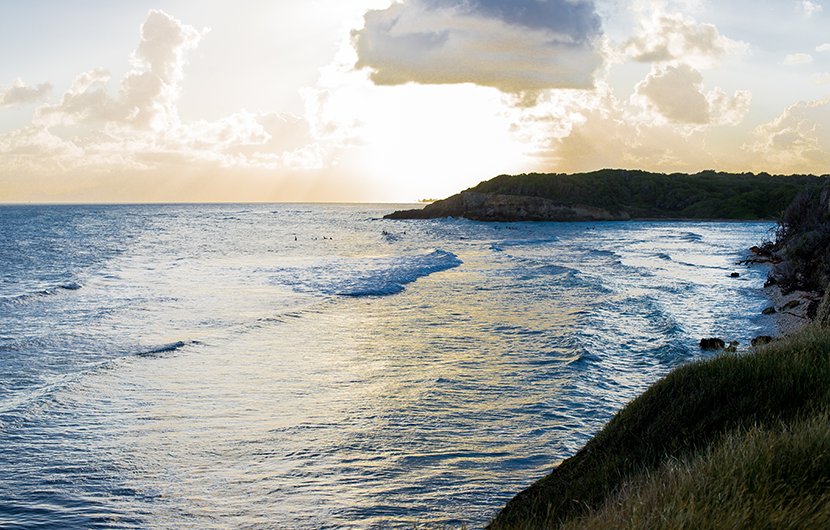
[
  {"x1": 744, "y1": 244, "x2": 819, "y2": 341},
  {"x1": 764, "y1": 285, "x2": 821, "y2": 337},
  {"x1": 630, "y1": 217, "x2": 774, "y2": 223}
]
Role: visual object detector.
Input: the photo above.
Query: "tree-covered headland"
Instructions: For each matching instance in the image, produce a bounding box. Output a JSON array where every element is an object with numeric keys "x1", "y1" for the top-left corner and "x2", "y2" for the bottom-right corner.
[{"x1": 469, "y1": 169, "x2": 827, "y2": 220}]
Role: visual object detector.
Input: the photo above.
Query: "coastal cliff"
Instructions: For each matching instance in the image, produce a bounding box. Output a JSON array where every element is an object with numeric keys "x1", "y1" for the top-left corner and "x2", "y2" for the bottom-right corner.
[
  {"x1": 387, "y1": 169, "x2": 828, "y2": 222},
  {"x1": 384, "y1": 192, "x2": 630, "y2": 222}
]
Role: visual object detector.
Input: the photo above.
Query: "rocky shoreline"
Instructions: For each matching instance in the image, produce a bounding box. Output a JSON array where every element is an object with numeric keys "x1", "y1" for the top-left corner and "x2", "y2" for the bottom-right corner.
[
  {"x1": 712, "y1": 245, "x2": 826, "y2": 351},
  {"x1": 762, "y1": 284, "x2": 820, "y2": 335},
  {"x1": 697, "y1": 280, "x2": 817, "y2": 353},
  {"x1": 751, "y1": 182, "x2": 830, "y2": 337}
]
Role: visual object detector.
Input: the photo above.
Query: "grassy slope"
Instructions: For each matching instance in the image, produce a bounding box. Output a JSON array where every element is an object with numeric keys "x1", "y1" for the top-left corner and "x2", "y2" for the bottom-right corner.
[
  {"x1": 487, "y1": 327, "x2": 830, "y2": 529},
  {"x1": 468, "y1": 170, "x2": 827, "y2": 220}
]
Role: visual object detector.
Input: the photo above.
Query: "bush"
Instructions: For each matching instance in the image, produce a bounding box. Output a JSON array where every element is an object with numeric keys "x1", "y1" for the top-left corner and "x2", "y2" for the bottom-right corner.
[{"x1": 769, "y1": 186, "x2": 830, "y2": 292}]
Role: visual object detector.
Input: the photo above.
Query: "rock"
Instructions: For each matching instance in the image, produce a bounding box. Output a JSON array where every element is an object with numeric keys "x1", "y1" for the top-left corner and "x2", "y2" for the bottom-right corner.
[
  {"x1": 731, "y1": 272, "x2": 740, "y2": 278},
  {"x1": 384, "y1": 192, "x2": 631, "y2": 222},
  {"x1": 808, "y1": 297, "x2": 821, "y2": 320},
  {"x1": 816, "y1": 289, "x2": 830, "y2": 328},
  {"x1": 700, "y1": 338, "x2": 726, "y2": 350},
  {"x1": 782, "y1": 299, "x2": 801, "y2": 310},
  {"x1": 751, "y1": 335, "x2": 774, "y2": 347},
  {"x1": 762, "y1": 306, "x2": 777, "y2": 315}
]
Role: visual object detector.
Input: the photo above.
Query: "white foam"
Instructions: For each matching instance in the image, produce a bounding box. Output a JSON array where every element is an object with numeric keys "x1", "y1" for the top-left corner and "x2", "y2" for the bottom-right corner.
[{"x1": 276, "y1": 250, "x2": 462, "y2": 296}]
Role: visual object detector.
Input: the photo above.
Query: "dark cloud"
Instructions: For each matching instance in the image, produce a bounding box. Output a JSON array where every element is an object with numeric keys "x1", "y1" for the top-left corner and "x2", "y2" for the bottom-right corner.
[
  {"x1": 422, "y1": 0, "x2": 601, "y2": 38},
  {"x1": 353, "y1": 0, "x2": 603, "y2": 92}
]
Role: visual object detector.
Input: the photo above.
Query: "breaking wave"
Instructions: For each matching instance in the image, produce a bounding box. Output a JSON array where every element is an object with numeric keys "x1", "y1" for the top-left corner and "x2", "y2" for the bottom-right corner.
[
  {"x1": 275, "y1": 250, "x2": 462, "y2": 297},
  {"x1": 0, "y1": 282, "x2": 83, "y2": 307}
]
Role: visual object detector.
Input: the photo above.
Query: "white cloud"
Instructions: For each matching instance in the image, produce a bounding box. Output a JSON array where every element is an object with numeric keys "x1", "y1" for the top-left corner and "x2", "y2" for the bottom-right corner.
[
  {"x1": 0, "y1": 78, "x2": 53, "y2": 108},
  {"x1": 784, "y1": 53, "x2": 813, "y2": 64},
  {"x1": 629, "y1": 63, "x2": 751, "y2": 125},
  {"x1": 352, "y1": 0, "x2": 604, "y2": 92},
  {"x1": 812, "y1": 72, "x2": 830, "y2": 85},
  {"x1": 130, "y1": 10, "x2": 204, "y2": 86},
  {"x1": 798, "y1": 1, "x2": 823, "y2": 17},
  {"x1": 706, "y1": 87, "x2": 752, "y2": 126},
  {"x1": 623, "y1": 7, "x2": 747, "y2": 69},
  {"x1": 634, "y1": 63, "x2": 710, "y2": 123},
  {"x1": 500, "y1": 81, "x2": 722, "y2": 172},
  {"x1": 0, "y1": 9, "x2": 326, "y2": 186},
  {"x1": 745, "y1": 94, "x2": 830, "y2": 171},
  {"x1": 33, "y1": 11, "x2": 205, "y2": 130},
  {"x1": 818, "y1": 43, "x2": 830, "y2": 52},
  {"x1": 278, "y1": 144, "x2": 327, "y2": 170},
  {"x1": 495, "y1": 62, "x2": 753, "y2": 175}
]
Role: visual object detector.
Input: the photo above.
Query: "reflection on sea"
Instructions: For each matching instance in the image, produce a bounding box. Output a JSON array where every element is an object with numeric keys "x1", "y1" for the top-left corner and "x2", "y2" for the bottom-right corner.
[{"x1": 0, "y1": 204, "x2": 775, "y2": 528}]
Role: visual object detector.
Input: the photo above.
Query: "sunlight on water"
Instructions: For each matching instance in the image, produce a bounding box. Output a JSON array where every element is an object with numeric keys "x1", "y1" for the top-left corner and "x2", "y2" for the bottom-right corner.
[{"x1": 0, "y1": 205, "x2": 775, "y2": 528}]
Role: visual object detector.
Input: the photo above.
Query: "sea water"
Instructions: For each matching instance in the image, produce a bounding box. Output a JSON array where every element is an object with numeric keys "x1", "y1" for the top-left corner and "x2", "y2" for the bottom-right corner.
[{"x1": 0, "y1": 203, "x2": 776, "y2": 529}]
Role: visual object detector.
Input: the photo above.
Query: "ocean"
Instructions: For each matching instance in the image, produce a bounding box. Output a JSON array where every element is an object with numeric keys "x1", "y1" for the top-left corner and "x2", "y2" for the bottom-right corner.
[{"x1": 0, "y1": 203, "x2": 776, "y2": 529}]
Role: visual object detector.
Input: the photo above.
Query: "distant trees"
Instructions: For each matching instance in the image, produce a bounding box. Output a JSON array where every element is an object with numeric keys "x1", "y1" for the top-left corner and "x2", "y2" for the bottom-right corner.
[{"x1": 466, "y1": 169, "x2": 827, "y2": 220}]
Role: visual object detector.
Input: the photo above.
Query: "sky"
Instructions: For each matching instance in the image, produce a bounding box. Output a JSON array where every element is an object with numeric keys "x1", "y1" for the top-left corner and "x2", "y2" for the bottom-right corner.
[{"x1": 0, "y1": 0, "x2": 828, "y2": 203}]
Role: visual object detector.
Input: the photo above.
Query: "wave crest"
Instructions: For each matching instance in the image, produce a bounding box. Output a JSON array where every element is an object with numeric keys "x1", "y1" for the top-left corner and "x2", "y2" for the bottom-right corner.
[
  {"x1": 0, "y1": 282, "x2": 83, "y2": 307},
  {"x1": 275, "y1": 250, "x2": 462, "y2": 297}
]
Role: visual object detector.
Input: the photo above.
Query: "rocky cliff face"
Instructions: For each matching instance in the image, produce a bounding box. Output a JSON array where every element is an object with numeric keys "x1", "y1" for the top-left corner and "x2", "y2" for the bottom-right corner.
[{"x1": 384, "y1": 192, "x2": 630, "y2": 222}]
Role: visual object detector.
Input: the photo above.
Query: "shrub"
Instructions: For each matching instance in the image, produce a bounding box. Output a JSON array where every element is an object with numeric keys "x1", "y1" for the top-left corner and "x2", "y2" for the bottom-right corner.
[{"x1": 769, "y1": 186, "x2": 830, "y2": 292}]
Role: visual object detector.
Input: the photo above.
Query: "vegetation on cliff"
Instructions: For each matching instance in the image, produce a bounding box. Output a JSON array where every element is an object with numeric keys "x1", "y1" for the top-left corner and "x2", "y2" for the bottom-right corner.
[
  {"x1": 487, "y1": 327, "x2": 830, "y2": 529},
  {"x1": 469, "y1": 169, "x2": 827, "y2": 220},
  {"x1": 764, "y1": 182, "x2": 830, "y2": 293}
]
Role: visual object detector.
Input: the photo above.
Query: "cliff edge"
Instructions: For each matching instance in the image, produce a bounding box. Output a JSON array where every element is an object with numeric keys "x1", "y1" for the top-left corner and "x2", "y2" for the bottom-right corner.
[{"x1": 384, "y1": 192, "x2": 630, "y2": 222}]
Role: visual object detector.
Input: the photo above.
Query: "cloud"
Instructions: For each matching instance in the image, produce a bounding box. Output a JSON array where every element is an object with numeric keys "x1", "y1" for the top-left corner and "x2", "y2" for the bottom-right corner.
[
  {"x1": 130, "y1": 10, "x2": 204, "y2": 86},
  {"x1": 501, "y1": 81, "x2": 722, "y2": 172},
  {"x1": 33, "y1": 10, "x2": 205, "y2": 130},
  {"x1": 798, "y1": 1, "x2": 823, "y2": 17},
  {"x1": 623, "y1": 8, "x2": 746, "y2": 69},
  {"x1": 0, "y1": 9, "x2": 329, "y2": 191},
  {"x1": 352, "y1": 0, "x2": 604, "y2": 92},
  {"x1": 630, "y1": 63, "x2": 751, "y2": 125},
  {"x1": 818, "y1": 43, "x2": 830, "y2": 52},
  {"x1": 745, "y1": 94, "x2": 830, "y2": 171},
  {"x1": 813, "y1": 72, "x2": 830, "y2": 85},
  {"x1": 784, "y1": 53, "x2": 813, "y2": 64},
  {"x1": 496, "y1": 64, "x2": 758, "y2": 176},
  {"x1": 634, "y1": 63, "x2": 709, "y2": 123},
  {"x1": 1, "y1": 78, "x2": 53, "y2": 108},
  {"x1": 706, "y1": 87, "x2": 752, "y2": 126}
]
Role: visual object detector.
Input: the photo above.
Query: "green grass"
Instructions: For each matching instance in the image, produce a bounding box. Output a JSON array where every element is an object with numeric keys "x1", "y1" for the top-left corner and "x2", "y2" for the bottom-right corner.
[
  {"x1": 561, "y1": 412, "x2": 830, "y2": 529},
  {"x1": 486, "y1": 327, "x2": 830, "y2": 529}
]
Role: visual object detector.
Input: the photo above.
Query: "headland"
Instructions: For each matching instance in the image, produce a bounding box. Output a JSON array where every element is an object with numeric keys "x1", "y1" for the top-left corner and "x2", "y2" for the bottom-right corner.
[{"x1": 386, "y1": 169, "x2": 828, "y2": 222}]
